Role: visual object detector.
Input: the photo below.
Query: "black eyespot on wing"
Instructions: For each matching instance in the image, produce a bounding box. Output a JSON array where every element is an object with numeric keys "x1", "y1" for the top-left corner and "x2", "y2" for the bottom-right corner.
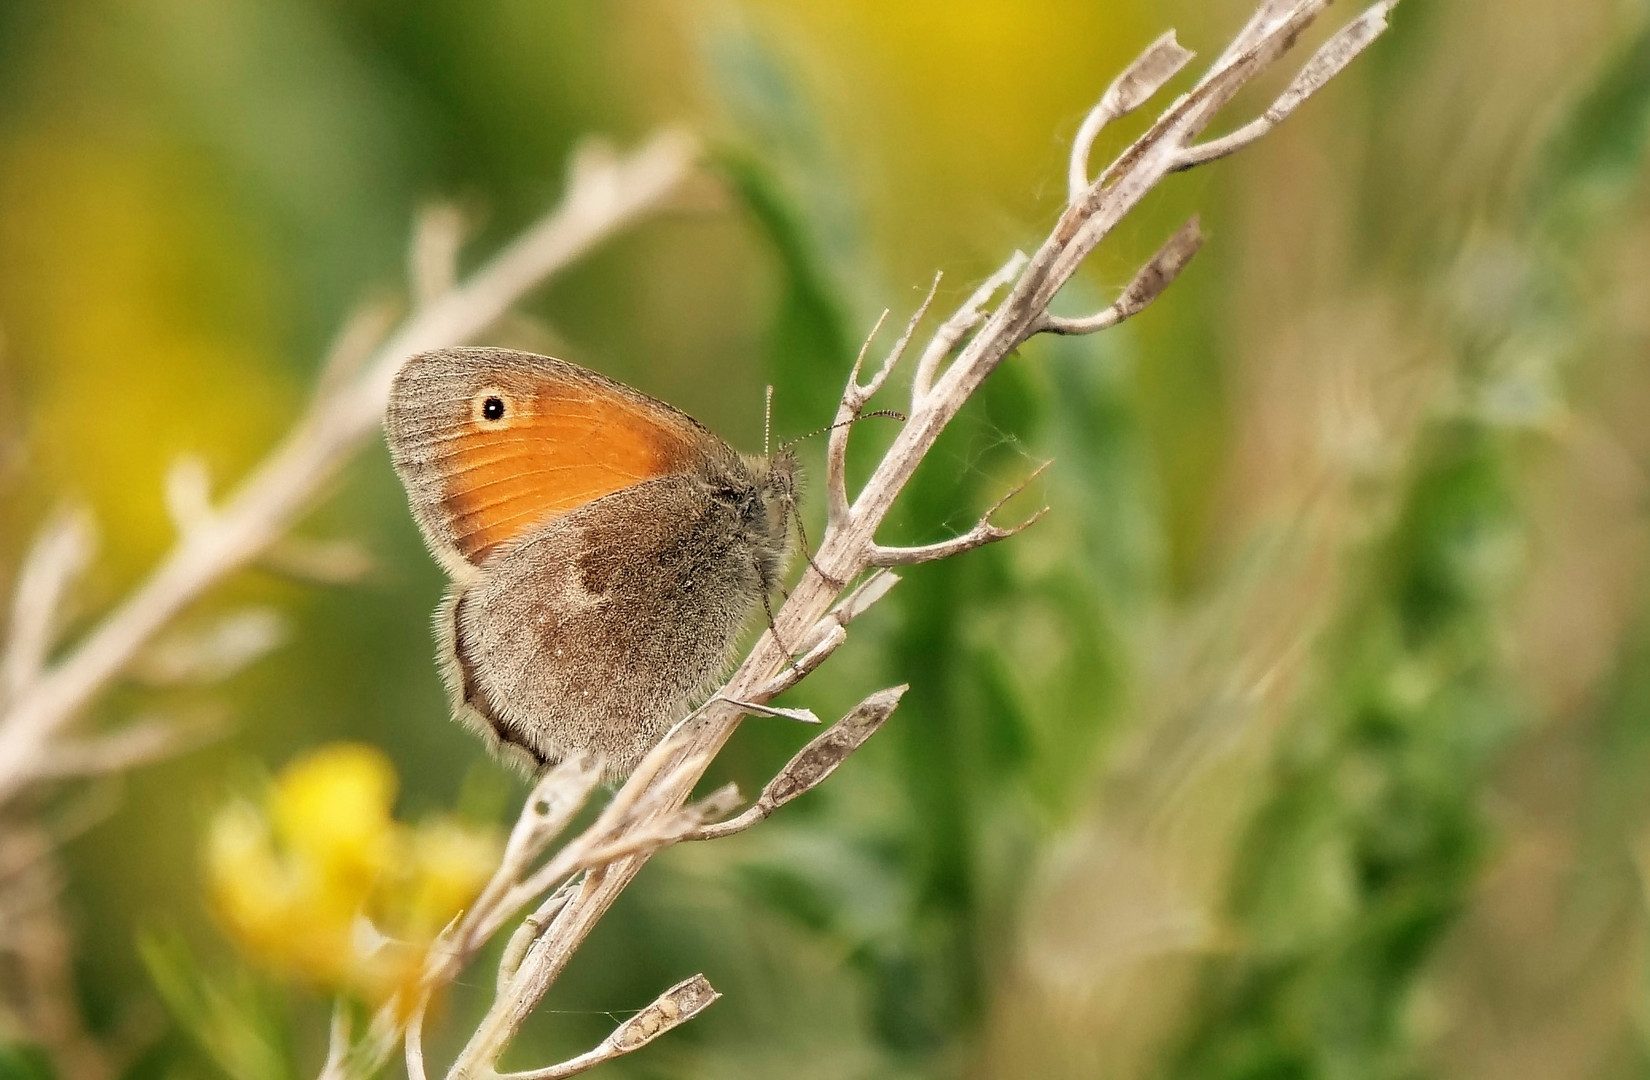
[{"x1": 482, "y1": 396, "x2": 506, "y2": 421}]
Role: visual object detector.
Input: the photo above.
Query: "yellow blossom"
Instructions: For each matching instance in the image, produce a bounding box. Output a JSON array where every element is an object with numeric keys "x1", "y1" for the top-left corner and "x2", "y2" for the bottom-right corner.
[
  {"x1": 204, "y1": 742, "x2": 499, "y2": 1003},
  {"x1": 269, "y1": 742, "x2": 397, "y2": 879}
]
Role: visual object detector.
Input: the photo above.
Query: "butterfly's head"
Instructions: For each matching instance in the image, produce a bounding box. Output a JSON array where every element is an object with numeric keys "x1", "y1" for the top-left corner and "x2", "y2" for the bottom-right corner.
[
  {"x1": 729, "y1": 449, "x2": 800, "y2": 584},
  {"x1": 761, "y1": 447, "x2": 799, "y2": 505}
]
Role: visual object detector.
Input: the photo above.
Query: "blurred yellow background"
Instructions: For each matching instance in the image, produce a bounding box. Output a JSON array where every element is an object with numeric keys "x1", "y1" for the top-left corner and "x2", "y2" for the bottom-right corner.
[{"x1": 2, "y1": 1, "x2": 1649, "y2": 1078}]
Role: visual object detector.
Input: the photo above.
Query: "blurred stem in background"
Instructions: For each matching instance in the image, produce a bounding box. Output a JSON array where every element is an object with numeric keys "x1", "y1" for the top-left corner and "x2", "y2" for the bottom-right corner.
[
  {"x1": 1164, "y1": 17, "x2": 1650, "y2": 1080},
  {"x1": 971, "y1": 8, "x2": 1650, "y2": 1079}
]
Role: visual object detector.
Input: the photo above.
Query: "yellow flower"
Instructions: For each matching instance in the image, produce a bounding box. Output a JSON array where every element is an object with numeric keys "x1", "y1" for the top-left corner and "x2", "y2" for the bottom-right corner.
[
  {"x1": 269, "y1": 742, "x2": 397, "y2": 881},
  {"x1": 204, "y1": 743, "x2": 499, "y2": 1003},
  {"x1": 401, "y1": 819, "x2": 503, "y2": 939}
]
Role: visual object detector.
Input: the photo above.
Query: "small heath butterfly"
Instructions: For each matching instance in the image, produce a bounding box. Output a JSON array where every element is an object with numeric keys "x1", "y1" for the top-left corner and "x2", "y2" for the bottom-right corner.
[{"x1": 386, "y1": 347, "x2": 797, "y2": 777}]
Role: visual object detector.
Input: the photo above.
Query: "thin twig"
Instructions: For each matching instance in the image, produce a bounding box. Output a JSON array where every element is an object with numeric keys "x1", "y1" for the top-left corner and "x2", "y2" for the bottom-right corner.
[
  {"x1": 1175, "y1": 0, "x2": 1399, "y2": 171},
  {"x1": 691, "y1": 688, "x2": 906, "y2": 841},
  {"x1": 456, "y1": 754, "x2": 604, "y2": 952},
  {"x1": 826, "y1": 278, "x2": 940, "y2": 530},
  {"x1": 496, "y1": 975, "x2": 720, "y2": 1080},
  {"x1": 1037, "y1": 216, "x2": 1205, "y2": 335},
  {"x1": 131, "y1": 608, "x2": 287, "y2": 686},
  {"x1": 258, "y1": 536, "x2": 375, "y2": 586},
  {"x1": 28, "y1": 715, "x2": 225, "y2": 780},
  {"x1": 826, "y1": 310, "x2": 891, "y2": 527},
  {"x1": 1038, "y1": 1, "x2": 1343, "y2": 305},
  {"x1": 2, "y1": 510, "x2": 94, "y2": 704},
  {"x1": 404, "y1": 996, "x2": 429, "y2": 1080},
  {"x1": 911, "y1": 251, "x2": 1027, "y2": 402},
  {"x1": 162, "y1": 457, "x2": 214, "y2": 538},
  {"x1": 314, "y1": 298, "x2": 401, "y2": 402},
  {"x1": 497, "y1": 882, "x2": 578, "y2": 994},
  {"x1": 753, "y1": 569, "x2": 902, "y2": 699},
  {"x1": 410, "y1": 204, "x2": 468, "y2": 308},
  {"x1": 318, "y1": 1002, "x2": 353, "y2": 1080},
  {"x1": 1068, "y1": 31, "x2": 1196, "y2": 201},
  {"x1": 868, "y1": 461, "x2": 1051, "y2": 567}
]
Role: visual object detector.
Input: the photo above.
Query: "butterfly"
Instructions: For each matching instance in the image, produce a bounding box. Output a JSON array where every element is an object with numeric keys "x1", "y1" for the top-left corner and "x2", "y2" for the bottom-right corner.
[{"x1": 386, "y1": 347, "x2": 796, "y2": 777}]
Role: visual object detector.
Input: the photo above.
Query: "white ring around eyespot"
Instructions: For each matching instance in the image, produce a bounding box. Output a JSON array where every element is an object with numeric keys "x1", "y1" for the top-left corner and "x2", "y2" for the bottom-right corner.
[{"x1": 471, "y1": 386, "x2": 513, "y2": 426}]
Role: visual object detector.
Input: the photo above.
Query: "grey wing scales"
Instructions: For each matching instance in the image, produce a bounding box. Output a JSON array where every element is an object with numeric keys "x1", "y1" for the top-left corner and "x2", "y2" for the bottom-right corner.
[{"x1": 440, "y1": 474, "x2": 767, "y2": 777}]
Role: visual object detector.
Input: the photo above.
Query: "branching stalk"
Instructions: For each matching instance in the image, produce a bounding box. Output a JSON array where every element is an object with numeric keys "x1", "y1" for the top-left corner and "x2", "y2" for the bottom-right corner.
[{"x1": 425, "y1": 5, "x2": 1399, "y2": 1078}]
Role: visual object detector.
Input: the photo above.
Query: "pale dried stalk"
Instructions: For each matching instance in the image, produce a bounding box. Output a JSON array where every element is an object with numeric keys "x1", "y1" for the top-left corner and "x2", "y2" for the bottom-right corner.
[
  {"x1": 496, "y1": 975, "x2": 719, "y2": 1080},
  {"x1": 1, "y1": 510, "x2": 93, "y2": 704},
  {"x1": 1067, "y1": 31, "x2": 1195, "y2": 200},
  {"x1": 335, "y1": 689, "x2": 910, "y2": 1080},
  {"x1": 0, "y1": 130, "x2": 698, "y2": 806},
  {"x1": 0, "y1": 830, "x2": 115, "y2": 1080},
  {"x1": 426, "y1": 3, "x2": 1396, "y2": 1078},
  {"x1": 690, "y1": 688, "x2": 906, "y2": 841},
  {"x1": 868, "y1": 461, "x2": 1051, "y2": 567},
  {"x1": 1037, "y1": 217, "x2": 1205, "y2": 335},
  {"x1": 910, "y1": 252, "x2": 1026, "y2": 403},
  {"x1": 28, "y1": 715, "x2": 224, "y2": 780},
  {"x1": 1175, "y1": 0, "x2": 1398, "y2": 171},
  {"x1": 826, "y1": 278, "x2": 939, "y2": 531}
]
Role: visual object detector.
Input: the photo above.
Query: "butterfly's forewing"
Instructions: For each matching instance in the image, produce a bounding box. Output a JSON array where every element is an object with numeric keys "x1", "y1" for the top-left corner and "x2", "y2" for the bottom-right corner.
[{"x1": 386, "y1": 347, "x2": 718, "y2": 571}]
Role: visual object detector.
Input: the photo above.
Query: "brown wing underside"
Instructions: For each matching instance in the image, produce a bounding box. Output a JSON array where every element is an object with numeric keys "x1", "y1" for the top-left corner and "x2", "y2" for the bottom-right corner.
[{"x1": 448, "y1": 475, "x2": 766, "y2": 777}]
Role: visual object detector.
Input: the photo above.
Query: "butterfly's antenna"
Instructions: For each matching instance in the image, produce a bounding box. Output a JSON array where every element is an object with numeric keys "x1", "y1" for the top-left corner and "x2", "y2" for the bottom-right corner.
[
  {"x1": 779, "y1": 409, "x2": 905, "y2": 451},
  {"x1": 764, "y1": 385, "x2": 774, "y2": 457}
]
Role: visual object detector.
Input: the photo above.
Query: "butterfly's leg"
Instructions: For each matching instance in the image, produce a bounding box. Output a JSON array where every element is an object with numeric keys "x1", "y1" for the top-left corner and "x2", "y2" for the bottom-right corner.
[
  {"x1": 790, "y1": 507, "x2": 845, "y2": 590},
  {"x1": 759, "y1": 583, "x2": 806, "y2": 678}
]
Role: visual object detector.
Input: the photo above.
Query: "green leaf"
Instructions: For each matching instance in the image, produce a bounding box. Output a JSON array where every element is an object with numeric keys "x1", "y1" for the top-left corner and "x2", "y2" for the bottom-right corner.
[
  {"x1": 137, "y1": 931, "x2": 297, "y2": 1080},
  {"x1": 0, "y1": 1045, "x2": 58, "y2": 1080},
  {"x1": 713, "y1": 146, "x2": 856, "y2": 419},
  {"x1": 1529, "y1": 15, "x2": 1650, "y2": 219}
]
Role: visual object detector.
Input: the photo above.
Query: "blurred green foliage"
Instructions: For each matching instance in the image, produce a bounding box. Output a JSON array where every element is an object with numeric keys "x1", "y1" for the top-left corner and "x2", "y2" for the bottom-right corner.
[
  {"x1": 2, "y1": 2, "x2": 1650, "y2": 1080},
  {"x1": 1169, "y1": 21, "x2": 1650, "y2": 1078}
]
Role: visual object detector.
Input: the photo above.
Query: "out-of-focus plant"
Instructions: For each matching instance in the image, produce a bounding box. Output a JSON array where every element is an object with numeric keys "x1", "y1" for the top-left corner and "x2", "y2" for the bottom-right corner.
[
  {"x1": 205, "y1": 743, "x2": 498, "y2": 1006},
  {"x1": 0, "y1": 127, "x2": 694, "y2": 1077},
  {"x1": 1161, "y1": 12, "x2": 1650, "y2": 1080}
]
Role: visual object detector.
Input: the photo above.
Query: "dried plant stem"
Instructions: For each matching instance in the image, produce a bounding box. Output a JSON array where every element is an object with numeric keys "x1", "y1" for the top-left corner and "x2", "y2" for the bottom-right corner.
[
  {"x1": 0, "y1": 831, "x2": 116, "y2": 1080},
  {"x1": 392, "y1": 4, "x2": 1399, "y2": 1078},
  {"x1": 0, "y1": 131, "x2": 698, "y2": 808}
]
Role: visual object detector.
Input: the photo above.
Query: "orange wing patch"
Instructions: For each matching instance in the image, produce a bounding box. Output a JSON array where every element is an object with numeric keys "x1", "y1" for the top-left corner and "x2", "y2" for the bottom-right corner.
[{"x1": 436, "y1": 381, "x2": 703, "y2": 562}]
